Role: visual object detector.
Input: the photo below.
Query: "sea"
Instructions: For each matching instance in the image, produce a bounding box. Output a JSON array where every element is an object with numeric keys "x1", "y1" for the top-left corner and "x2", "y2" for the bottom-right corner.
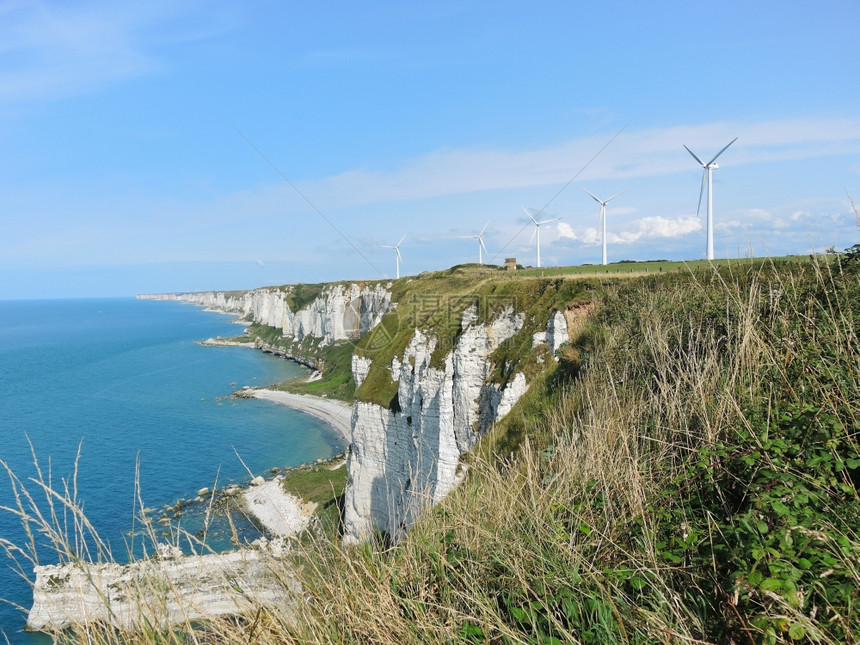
[{"x1": 0, "y1": 297, "x2": 345, "y2": 643}]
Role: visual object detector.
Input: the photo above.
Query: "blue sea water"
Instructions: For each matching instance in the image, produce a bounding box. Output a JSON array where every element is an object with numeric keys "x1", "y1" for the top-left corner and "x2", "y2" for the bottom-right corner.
[{"x1": 0, "y1": 298, "x2": 345, "y2": 642}]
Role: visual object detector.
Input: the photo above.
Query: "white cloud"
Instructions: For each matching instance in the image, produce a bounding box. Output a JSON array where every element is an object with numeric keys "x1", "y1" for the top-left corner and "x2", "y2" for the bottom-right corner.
[
  {"x1": 556, "y1": 222, "x2": 579, "y2": 241},
  {"x1": 558, "y1": 216, "x2": 702, "y2": 246},
  {"x1": 639, "y1": 216, "x2": 702, "y2": 239},
  {"x1": 719, "y1": 219, "x2": 745, "y2": 231}
]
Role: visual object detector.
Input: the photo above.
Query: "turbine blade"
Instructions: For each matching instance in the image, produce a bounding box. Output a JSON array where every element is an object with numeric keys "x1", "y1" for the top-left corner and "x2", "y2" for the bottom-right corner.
[
  {"x1": 581, "y1": 187, "x2": 602, "y2": 204},
  {"x1": 707, "y1": 137, "x2": 738, "y2": 166},
  {"x1": 479, "y1": 237, "x2": 488, "y2": 253},
  {"x1": 397, "y1": 233, "x2": 407, "y2": 247},
  {"x1": 529, "y1": 226, "x2": 537, "y2": 245},
  {"x1": 605, "y1": 188, "x2": 629, "y2": 203},
  {"x1": 684, "y1": 145, "x2": 705, "y2": 166},
  {"x1": 538, "y1": 217, "x2": 560, "y2": 225},
  {"x1": 522, "y1": 206, "x2": 538, "y2": 224},
  {"x1": 697, "y1": 169, "x2": 707, "y2": 217},
  {"x1": 381, "y1": 245, "x2": 394, "y2": 249},
  {"x1": 396, "y1": 248, "x2": 403, "y2": 262},
  {"x1": 480, "y1": 219, "x2": 490, "y2": 235}
]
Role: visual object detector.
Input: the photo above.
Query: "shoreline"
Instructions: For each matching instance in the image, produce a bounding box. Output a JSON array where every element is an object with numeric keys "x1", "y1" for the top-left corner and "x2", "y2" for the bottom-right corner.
[
  {"x1": 244, "y1": 388, "x2": 353, "y2": 444},
  {"x1": 235, "y1": 389, "x2": 351, "y2": 539},
  {"x1": 199, "y1": 336, "x2": 255, "y2": 347},
  {"x1": 209, "y1": 329, "x2": 352, "y2": 537}
]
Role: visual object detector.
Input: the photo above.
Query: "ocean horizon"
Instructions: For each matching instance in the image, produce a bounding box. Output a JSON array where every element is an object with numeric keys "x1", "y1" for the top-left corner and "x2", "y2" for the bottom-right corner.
[{"x1": 0, "y1": 297, "x2": 344, "y2": 642}]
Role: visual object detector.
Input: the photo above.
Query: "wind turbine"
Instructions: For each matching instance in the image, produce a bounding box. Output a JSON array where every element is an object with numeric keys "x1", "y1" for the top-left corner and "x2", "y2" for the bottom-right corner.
[
  {"x1": 684, "y1": 137, "x2": 737, "y2": 261},
  {"x1": 522, "y1": 207, "x2": 560, "y2": 268},
  {"x1": 382, "y1": 233, "x2": 406, "y2": 279},
  {"x1": 462, "y1": 220, "x2": 490, "y2": 264},
  {"x1": 581, "y1": 187, "x2": 628, "y2": 266}
]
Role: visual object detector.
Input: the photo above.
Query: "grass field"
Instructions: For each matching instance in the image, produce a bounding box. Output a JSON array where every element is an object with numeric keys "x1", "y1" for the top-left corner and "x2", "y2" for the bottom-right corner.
[{"x1": 514, "y1": 254, "x2": 810, "y2": 278}]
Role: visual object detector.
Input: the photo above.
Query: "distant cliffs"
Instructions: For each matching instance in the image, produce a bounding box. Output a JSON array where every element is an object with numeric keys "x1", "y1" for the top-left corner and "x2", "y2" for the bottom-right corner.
[{"x1": 140, "y1": 283, "x2": 393, "y2": 346}]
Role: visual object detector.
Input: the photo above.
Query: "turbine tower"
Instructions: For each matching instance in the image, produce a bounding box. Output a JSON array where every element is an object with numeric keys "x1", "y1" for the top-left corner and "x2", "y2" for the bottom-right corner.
[
  {"x1": 463, "y1": 220, "x2": 490, "y2": 264},
  {"x1": 684, "y1": 137, "x2": 737, "y2": 261},
  {"x1": 382, "y1": 233, "x2": 407, "y2": 279},
  {"x1": 522, "y1": 207, "x2": 560, "y2": 268},
  {"x1": 581, "y1": 187, "x2": 628, "y2": 266}
]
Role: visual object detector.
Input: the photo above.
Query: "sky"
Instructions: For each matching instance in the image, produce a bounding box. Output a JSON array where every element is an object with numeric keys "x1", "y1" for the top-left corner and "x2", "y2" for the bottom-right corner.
[{"x1": 1, "y1": 0, "x2": 859, "y2": 299}]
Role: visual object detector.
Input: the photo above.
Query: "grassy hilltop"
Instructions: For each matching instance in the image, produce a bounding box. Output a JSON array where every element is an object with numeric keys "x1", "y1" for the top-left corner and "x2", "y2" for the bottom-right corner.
[{"x1": 8, "y1": 252, "x2": 860, "y2": 644}]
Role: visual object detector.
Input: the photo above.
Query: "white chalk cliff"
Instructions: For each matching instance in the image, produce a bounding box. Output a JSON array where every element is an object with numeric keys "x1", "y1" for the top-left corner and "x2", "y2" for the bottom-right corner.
[
  {"x1": 27, "y1": 544, "x2": 299, "y2": 631},
  {"x1": 142, "y1": 282, "x2": 394, "y2": 346},
  {"x1": 342, "y1": 305, "x2": 528, "y2": 544}
]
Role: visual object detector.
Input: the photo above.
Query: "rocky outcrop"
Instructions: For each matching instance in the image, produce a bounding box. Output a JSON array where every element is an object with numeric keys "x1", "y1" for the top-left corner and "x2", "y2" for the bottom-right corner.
[
  {"x1": 27, "y1": 544, "x2": 299, "y2": 631},
  {"x1": 145, "y1": 283, "x2": 394, "y2": 347},
  {"x1": 531, "y1": 310, "x2": 569, "y2": 357},
  {"x1": 351, "y1": 355, "x2": 373, "y2": 388},
  {"x1": 343, "y1": 305, "x2": 527, "y2": 544}
]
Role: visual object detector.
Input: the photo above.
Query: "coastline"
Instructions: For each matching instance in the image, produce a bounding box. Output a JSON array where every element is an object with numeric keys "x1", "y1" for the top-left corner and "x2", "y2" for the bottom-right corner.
[
  {"x1": 233, "y1": 389, "x2": 351, "y2": 540},
  {"x1": 245, "y1": 388, "x2": 353, "y2": 444},
  {"x1": 203, "y1": 329, "x2": 351, "y2": 537},
  {"x1": 206, "y1": 329, "x2": 352, "y2": 537}
]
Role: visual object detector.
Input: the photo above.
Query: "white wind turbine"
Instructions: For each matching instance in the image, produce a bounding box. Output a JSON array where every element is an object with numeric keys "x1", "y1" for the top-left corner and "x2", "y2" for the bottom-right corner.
[
  {"x1": 581, "y1": 187, "x2": 628, "y2": 266},
  {"x1": 684, "y1": 137, "x2": 737, "y2": 261},
  {"x1": 462, "y1": 220, "x2": 490, "y2": 264},
  {"x1": 522, "y1": 207, "x2": 560, "y2": 268},
  {"x1": 382, "y1": 233, "x2": 407, "y2": 279}
]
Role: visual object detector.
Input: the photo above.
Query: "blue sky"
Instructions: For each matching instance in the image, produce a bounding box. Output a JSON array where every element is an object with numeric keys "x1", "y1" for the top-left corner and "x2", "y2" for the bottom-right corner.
[{"x1": 1, "y1": 0, "x2": 858, "y2": 298}]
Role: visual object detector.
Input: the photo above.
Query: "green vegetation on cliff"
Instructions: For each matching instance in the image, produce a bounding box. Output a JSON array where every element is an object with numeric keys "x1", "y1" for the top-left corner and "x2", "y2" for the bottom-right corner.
[
  {"x1": 350, "y1": 264, "x2": 598, "y2": 408},
  {"x1": 243, "y1": 322, "x2": 357, "y2": 401}
]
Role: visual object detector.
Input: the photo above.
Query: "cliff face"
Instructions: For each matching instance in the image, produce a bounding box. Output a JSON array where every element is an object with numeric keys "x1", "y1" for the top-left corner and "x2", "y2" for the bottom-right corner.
[
  {"x1": 342, "y1": 305, "x2": 529, "y2": 544},
  {"x1": 161, "y1": 283, "x2": 394, "y2": 346}
]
